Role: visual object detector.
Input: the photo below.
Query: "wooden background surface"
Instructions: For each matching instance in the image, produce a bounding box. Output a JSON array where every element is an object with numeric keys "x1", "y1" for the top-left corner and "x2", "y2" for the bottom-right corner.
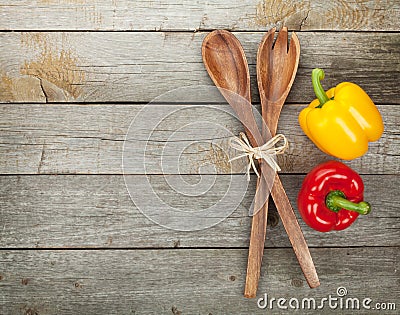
[{"x1": 0, "y1": 1, "x2": 399, "y2": 314}]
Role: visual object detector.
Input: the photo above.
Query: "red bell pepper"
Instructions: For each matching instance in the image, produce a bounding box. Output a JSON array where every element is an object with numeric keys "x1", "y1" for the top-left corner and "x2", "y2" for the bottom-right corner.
[{"x1": 297, "y1": 161, "x2": 371, "y2": 232}]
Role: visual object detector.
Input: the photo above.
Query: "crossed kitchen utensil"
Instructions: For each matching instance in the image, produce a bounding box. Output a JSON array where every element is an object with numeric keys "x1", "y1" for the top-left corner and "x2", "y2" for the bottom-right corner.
[{"x1": 202, "y1": 27, "x2": 320, "y2": 298}]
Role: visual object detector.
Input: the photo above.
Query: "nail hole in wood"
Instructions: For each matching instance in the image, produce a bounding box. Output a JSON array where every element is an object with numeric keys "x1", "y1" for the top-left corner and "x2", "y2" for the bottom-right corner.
[
  {"x1": 291, "y1": 278, "x2": 304, "y2": 287},
  {"x1": 267, "y1": 211, "x2": 280, "y2": 228}
]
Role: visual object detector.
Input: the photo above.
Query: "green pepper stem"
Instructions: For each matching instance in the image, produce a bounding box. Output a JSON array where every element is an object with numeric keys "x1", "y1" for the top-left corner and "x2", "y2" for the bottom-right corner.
[
  {"x1": 326, "y1": 190, "x2": 371, "y2": 215},
  {"x1": 312, "y1": 68, "x2": 330, "y2": 107}
]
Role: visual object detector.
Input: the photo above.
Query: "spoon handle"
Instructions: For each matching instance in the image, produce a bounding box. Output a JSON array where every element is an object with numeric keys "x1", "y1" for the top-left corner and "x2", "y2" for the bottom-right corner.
[{"x1": 271, "y1": 175, "x2": 320, "y2": 288}]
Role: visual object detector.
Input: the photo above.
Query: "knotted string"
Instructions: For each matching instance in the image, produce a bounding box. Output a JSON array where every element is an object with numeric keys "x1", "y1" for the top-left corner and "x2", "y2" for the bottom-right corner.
[{"x1": 229, "y1": 132, "x2": 289, "y2": 181}]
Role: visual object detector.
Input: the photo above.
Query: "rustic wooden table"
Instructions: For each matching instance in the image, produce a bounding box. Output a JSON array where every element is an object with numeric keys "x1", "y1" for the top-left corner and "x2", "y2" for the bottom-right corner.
[{"x1": 0, "y1": 1, "x2": 399, "y2": 314}]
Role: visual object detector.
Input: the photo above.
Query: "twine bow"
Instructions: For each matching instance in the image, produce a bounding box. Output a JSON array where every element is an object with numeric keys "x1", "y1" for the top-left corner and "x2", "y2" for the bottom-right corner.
[{"x1": 229, "y1": 132, "x2": 289, "y2": 181}]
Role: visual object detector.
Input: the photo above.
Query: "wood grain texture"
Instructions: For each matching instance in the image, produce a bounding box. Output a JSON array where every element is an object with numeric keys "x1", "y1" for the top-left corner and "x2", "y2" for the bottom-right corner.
[
  {"x1": 0, "y1": 104, "x2": 397, "y2": 175},
  {"x1": 0, "y1": 0, "x2": 398, "y2": 31},
  {"x1": 270, "y1": 175, "x2": 320, "y2": 289},
  {"x1": 0, "y1": 0, "x2": 398, "y2": 312},
  {"x1": 0, "y1": 248, "x2": 398, "y2": 314},
  {"x1": 201, "y1": 29, "x2": 292, "y2": 297},
  {"x1": 0, "y1": 174, "x2": 398, "y2": 248},
  {"x1": 0, "y1": 32, "x2": 399, "y2": 104}
]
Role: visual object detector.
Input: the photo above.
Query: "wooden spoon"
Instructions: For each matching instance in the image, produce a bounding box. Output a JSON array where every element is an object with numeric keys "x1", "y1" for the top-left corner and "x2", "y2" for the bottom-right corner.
[
  {"x1": 257, "y1": 27, "x2": 320, "y2": 291},
  {"x1": 202, "y1": 29, "x2": 320, "y2": 298},
  {"x1": 202, "y1": 30, "x2": 261, "y2": 145},
  {"x1": 202, "y1": 30, "x2": 277, "y2": 298}
]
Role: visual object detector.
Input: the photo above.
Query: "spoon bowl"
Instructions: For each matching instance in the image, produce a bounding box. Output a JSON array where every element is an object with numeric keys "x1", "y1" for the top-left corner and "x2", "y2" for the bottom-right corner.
[
  {"x1": 202, "y1": 30, "x2": 262, "y2": 145},
  {"x1": 202, "y1": 30, "x2": 251, "y2": 103},
  {"x1": 202, "y1": 29, "x2": 319, "y2": 299},
  {"x1": 202, "y1": 30, "x2": 274, "y2": 298}
]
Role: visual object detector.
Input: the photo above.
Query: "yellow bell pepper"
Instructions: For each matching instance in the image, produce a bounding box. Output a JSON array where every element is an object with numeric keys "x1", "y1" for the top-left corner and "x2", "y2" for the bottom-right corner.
[{"x1": 299, "y1": 68, "x2": 384, "y2": 160}]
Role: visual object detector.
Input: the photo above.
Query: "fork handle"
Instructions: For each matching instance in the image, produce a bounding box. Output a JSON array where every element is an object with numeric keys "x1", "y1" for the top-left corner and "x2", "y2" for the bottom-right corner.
[
  {"x1": 244, "y1": 171, "x2": 269, "y2": 298},
  {"x1": 244, "y1": 168, "x2": 320, "y2": 298}
]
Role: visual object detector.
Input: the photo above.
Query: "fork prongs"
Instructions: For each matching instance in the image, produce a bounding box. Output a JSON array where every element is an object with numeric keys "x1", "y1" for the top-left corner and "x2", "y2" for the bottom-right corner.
[{"x1": 273, "y1": 26, "x2": 288, "y2": 53}]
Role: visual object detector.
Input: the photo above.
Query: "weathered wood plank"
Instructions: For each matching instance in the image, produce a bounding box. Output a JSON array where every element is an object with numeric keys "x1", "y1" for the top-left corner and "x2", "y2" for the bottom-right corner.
[
  {"x1": 0, "y1": 248, "x2": 398, "y2": 314},
  {"x1": 0, "y1": 0, "x2": 398, "y2": 31},
  {"x1": 0, "y1": 175, "x2": 398, "y2": 248},
  {"x1": 0, "y1": 32, "x2": 399, "y2": 103},
  {"x1": 0, "y1": 104, "x2": 397, "y2": 175}
]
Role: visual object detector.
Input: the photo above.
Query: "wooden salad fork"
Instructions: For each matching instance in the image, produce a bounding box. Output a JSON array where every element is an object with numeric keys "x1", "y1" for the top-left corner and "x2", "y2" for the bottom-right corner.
[
  {"x1": 202, "y1": 29, "x2": 319, "y2": 299},
  {"x1": 253, "y1": 27, "x2": 320, "y2": 295}
]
